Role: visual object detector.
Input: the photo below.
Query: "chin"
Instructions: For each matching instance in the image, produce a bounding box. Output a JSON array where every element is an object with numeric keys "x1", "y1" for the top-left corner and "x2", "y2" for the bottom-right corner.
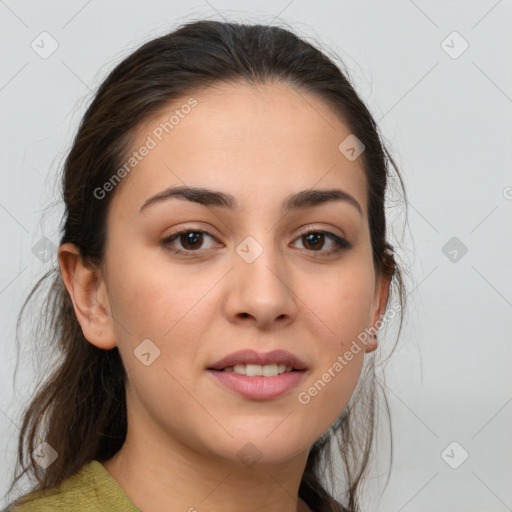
[{"x1": 200, "y1": 425, "x2": 313, "y2": 468}]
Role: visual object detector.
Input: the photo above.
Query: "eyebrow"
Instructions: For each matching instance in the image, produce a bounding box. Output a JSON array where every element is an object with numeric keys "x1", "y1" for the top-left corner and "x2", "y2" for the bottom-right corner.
[{"x1": 139, "y1": 186, "x2": 363, "y2": 216}]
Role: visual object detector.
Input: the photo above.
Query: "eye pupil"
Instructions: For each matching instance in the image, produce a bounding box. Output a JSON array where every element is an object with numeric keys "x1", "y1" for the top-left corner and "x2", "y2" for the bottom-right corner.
[
  {"x1": 303, "y1": 233, "x2": 324, "y2": 250},
  {"x1": 182, "y1": 231, "x2": 203, "y2": 250}
]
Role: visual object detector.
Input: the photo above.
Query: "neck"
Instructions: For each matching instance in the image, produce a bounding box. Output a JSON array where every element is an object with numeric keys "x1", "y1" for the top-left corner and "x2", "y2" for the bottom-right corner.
[{"x1": 101, "y1": 420, "x2": 312, "y2": 512}]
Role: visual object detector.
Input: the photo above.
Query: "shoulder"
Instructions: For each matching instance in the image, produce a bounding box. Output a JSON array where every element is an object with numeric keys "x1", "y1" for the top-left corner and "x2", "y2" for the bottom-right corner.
[
  {"x1": 3, "y1": 460, "x2": 141, "y2": 512},
  {"x1": 3, "y1": 486, "x2": 64, "y2": 512}
]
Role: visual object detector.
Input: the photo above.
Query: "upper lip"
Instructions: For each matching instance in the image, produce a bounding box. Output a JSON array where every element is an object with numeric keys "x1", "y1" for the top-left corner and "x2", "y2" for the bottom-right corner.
[{"x1": 208, "y1": 349, "x2": 307, "y2": 371}]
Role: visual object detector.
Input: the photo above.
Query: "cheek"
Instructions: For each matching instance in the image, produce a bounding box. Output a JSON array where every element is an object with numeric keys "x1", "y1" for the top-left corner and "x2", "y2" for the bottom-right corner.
[
  {"x1": 107, "y1": 255, "x2": 223, "y2": 404},
  {"x1": 293, "y1": 265, "x2": 373, "y2": 427},
  {"x1": 302, "y1": 262, "x2": 374, "y2": 351},
  {"x1": 122, "y1": 358, "x2": 217, "y2": 457},
  {"x1": 297, "y1": 355, "x2": 364, "y2": 434},
  {"x1": 107, "y1": 249, "x2": 216, "y2": 342}
]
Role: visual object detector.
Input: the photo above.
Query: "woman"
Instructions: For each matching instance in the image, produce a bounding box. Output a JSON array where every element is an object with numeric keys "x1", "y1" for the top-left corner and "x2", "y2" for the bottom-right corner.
[{"x1": 4, "y1": 19, "x2": 407, "y2": 512}]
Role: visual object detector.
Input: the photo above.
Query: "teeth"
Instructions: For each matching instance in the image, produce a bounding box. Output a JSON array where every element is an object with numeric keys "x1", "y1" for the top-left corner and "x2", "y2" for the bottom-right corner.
[
  {"x1": 262, "y1": 364, "x2": 277, "y2": 377},
  {"x1": 226, "y1": 363, "x2": 293, "y2": 376},
  {"x1": 233, "y1": 364, "x2": 246, "y2": 375},
  {"x1": 246, "y1": 364, "x2": 263, "y2": 377}
]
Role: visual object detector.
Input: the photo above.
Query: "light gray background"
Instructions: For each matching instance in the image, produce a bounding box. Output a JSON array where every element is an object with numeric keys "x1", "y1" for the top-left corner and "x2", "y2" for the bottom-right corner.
[{"x1": 1, "y1": 1, "x2": 511, "y2": 511}]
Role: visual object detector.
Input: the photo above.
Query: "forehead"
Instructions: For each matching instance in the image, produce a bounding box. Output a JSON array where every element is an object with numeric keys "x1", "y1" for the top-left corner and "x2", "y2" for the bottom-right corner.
[{"x1": 110, "y1": 81, "x2": 368, "y2": 217}]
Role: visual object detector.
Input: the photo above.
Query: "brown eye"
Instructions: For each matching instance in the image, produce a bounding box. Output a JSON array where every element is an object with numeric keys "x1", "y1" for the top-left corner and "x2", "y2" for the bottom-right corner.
[
  {"x1": 293, "y1": 230, "x2": 351, "y2": 255},
  {"x1": 302, "y1": 232, "x2": 325, "y2": 250},
  {"x1": 161, "y1": 227, "x2": 351, "y2": 258},
  {"x1": 178, "y1": 231, "x2": 203, "y2": 250},
  {"x1": 161, "y1": 229, "x2": 218, "y2": 254}
]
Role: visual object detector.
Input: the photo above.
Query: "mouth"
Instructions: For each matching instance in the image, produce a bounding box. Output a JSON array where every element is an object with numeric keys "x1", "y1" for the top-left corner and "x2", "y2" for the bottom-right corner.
[
  {"x1": 206, "y1": 349, "x2": 308, "y2": 400},
  {"x1": 209, "y1": 363, "x2": 300, "y2": 377},
  {"x1": 207, "y1": 349, "x2": 308, "y2": 374}
]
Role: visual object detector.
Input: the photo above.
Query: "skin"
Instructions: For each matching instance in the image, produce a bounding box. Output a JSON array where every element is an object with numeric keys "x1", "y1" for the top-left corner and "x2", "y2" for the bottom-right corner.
[{"x1": 59, "y1": 81, "x2": 391, "y2": 512}]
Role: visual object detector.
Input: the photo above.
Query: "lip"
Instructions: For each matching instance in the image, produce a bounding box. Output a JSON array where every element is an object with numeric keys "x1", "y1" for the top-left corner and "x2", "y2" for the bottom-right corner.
[
  {"x1": 208, "y1": 349, "x2": 308, "y2": 371},
  {"x1": 207, "y1": 369, "x2": 307, "y2": 400},
  {"x1": 206, "y1": 349, "x2": 308, "y2": 400}
]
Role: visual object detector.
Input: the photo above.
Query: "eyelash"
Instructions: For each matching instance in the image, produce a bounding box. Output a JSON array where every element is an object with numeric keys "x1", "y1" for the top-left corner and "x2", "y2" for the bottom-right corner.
[{"x1": 161, "y1": 227, "x2": 351, "y2": 257}]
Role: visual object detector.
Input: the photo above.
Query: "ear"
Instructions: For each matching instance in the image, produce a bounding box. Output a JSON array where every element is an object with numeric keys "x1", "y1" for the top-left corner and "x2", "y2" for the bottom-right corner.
[
  {"x1": 58, "y1": 243, "x2": 116, "y2": 350},
  {"x1": 365, "y1": 265, "x2": 393, "y2": 354}
]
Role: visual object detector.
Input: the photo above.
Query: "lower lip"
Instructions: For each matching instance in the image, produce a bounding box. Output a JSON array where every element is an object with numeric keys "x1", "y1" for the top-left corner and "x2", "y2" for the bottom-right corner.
[{"x1": 207, "y1": 369, "x2": 307, "y2": 400}]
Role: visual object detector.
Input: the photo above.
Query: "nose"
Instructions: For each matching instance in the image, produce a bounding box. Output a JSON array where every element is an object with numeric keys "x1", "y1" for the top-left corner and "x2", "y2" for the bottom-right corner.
[{"x1": 223, "y1": 236, "x2": 298, "y2": 331}]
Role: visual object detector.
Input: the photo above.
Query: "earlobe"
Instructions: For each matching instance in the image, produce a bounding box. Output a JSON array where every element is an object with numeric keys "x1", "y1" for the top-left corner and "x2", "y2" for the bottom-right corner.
[
  {"x1": 366, "y1": 269, "x2": 393, "y2": 354},
  {"x1": 365, "y1": 334, "x2": 378, "y2": 353},
  {"x1": 58, "y1": 243, "x2": 117, "y2": 350}
]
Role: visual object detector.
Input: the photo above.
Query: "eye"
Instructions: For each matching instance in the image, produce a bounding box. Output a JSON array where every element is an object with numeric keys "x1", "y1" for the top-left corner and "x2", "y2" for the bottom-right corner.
[
  {"x1": 161, "y1": 227, "x2": 351, "y2": 257},
  {"x1": 292, "y1": 229, "x2": 351, "y2": 256},
  {"x1": 161, "y1": 228, "x2": 219, "y2": 255}
]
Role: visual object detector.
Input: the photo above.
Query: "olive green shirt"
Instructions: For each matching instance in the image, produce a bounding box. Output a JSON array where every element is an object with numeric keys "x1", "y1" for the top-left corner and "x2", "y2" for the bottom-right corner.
[{"x1": 3, "y1": 460, "x2": 141, "y2": 511}]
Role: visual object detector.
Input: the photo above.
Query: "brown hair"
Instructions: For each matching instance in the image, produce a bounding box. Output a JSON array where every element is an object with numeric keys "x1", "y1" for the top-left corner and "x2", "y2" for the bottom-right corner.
[{"x1": 6, "y1": 19, "x2": 408, "y2": 512}]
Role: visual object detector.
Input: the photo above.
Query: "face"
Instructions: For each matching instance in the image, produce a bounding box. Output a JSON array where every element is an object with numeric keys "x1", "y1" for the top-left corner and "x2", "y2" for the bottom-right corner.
[{"x1": 92, "y1": 81, "x2": 389, "y2": 467}]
